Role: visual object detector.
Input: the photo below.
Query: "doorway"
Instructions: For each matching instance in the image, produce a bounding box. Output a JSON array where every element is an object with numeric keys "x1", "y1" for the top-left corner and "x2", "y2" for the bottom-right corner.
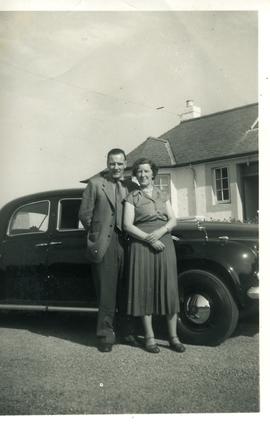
[{"x1": 240, "y1": 162, "x2": 258, "y2": 222}]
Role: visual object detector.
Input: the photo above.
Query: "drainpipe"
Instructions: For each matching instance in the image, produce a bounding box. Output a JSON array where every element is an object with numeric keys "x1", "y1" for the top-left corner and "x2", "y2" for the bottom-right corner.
[{"x1": 189, "y1": 163, "x2": 197, "y2": 216}]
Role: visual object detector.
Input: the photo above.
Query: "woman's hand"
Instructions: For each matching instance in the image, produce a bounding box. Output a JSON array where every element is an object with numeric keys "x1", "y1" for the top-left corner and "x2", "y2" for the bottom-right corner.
[
  {"x1": 144, "y1": 228, "x2": 167, "y2": 244},
  {"x1": 144, "y1": 233, "x2": 158, "y2": 244},
  {"x1": 150, "y1": 240, "x2": 165, "y2": 252}
]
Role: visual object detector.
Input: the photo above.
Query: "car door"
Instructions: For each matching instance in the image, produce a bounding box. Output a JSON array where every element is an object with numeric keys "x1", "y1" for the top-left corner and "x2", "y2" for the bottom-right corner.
[
  {"x1": 0, "y1": 199, "x2": 50, "y2": 306},
  {"x1": 46, "y1": 197, "x2": 96, "y2": 309}
]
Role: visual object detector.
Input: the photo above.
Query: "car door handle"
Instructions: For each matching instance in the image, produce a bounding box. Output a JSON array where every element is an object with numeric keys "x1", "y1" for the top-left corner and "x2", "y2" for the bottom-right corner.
[
  {"x1": 35, "y1": 242, "x2": 49, "y2": 247},
  {"x1": 49, "y1": 241, "x2": 63, "y2": 246}
]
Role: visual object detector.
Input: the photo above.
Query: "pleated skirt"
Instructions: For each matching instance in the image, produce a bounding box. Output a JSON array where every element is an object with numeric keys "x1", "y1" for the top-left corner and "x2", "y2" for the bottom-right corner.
[{"x1": 126, "y1": 220, "x2": 180, "y2": 316}]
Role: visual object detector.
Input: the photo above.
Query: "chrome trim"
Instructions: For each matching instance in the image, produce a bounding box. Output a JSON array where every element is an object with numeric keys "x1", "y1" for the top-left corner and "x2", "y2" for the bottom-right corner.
[
  {"x1": 185, "y1": 294, "x2": 211, "y2": 324},
  {"x1": 0, "y1": 304, "x2": 98, "y2": 313},
  {"x1": 35, "y1": 242, "x2": 49, "y2": 247},
  {"x1": 197, "y1": 224, "x2": 209, "y2": 241},
  {"x1": 0, "y1": 304, "x2": 47, "y2": 311},
  {"x1": 47, "y1": 306, "x2": 98, "y2": 313},
  {"x1": 247, "y1": 286, "x2": 259, "y2": 299},
  {"x1": 56, "y1": 228, "x2": 85, "y2": 233}
]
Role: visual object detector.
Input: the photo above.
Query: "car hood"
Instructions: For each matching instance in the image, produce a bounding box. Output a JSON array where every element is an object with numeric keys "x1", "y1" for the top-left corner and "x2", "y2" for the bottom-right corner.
[{"x1": 175, "y1": 220, "x2": 258, "y2": 245}]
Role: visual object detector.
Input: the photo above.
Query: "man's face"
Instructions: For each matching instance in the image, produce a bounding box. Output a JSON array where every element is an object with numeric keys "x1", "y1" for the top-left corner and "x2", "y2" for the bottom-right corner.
[{"x1": 107, "y1": 153, "x2": 127, "y2": 181}]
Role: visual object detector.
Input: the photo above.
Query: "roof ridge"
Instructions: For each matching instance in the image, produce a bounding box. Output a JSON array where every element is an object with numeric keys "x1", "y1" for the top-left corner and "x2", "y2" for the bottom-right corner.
[
  {"x1": 160, "y1": 102, "x2": 258, "y2": 137},
  {"x1": 185, "y1": 102, "x2": 258, "y2": 121}
]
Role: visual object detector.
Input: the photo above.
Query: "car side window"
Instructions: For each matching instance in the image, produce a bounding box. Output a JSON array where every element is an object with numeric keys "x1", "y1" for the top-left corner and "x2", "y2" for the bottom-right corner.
[
  {"x1": 57, "y1": 198, "x2": 84, "y2": 231},
  {"x1": 8, "y1": 201, "x2": 50, "y2": 235}
]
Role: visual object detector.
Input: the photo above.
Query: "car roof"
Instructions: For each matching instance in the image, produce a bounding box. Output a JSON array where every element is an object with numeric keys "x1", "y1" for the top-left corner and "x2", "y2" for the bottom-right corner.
[{"x1": 1, "y1": 188, "x2": 85, "y2": 209}]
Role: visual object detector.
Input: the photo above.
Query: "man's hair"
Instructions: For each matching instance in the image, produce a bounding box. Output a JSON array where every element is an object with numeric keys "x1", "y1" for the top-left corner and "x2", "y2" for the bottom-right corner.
[
  {"x1": 132, "y1": 157, "x2": 159, "y2": 179},
  {"x1": 107, "y1": 148, "x2": 126, "y2": 161}
]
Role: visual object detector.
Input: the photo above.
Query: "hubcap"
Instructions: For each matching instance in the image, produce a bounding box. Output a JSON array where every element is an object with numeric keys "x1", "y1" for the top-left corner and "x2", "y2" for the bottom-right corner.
[{"x1": 184, "y1": 294, "x2": 211, "y2": 324}]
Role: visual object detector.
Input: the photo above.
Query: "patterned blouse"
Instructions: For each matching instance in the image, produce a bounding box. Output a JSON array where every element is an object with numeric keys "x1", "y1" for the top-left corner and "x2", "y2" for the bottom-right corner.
[{"x1": 125, "y1": 188, "x2": 169, "y2": 225}]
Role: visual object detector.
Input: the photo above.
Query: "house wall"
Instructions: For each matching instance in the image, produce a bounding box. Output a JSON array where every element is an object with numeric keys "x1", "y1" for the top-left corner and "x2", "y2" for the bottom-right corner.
[
  {"x1": 166, "y1": 167, "x2": 195, "y2": 218},
  {"x1": 204, "y1": 154, "x2": 258, "y2": 221},
  {"x1": 165, "y1": 154, "x2": 258, "y2": 220},
  {"x1": 204, "y1": 159, "x2": 240, "y2": 221}
]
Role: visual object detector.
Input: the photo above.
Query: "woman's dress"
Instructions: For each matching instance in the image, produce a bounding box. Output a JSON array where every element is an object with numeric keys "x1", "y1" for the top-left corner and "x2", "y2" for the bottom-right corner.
[{"x1": 125, "y1": 188, "x2": 180, "y2": 316}]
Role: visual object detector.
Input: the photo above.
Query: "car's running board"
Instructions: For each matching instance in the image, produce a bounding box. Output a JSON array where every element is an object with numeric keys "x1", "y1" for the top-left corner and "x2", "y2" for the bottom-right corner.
[
  {"x1": 0, "y1": 304, "x2": 98, "y2": 313},
  {"x1": 0, "y1": 304, "x2": 47, "y2": 311},
  {"x1": 47, "y1": 306, "x2": 98, "y2": 313}
]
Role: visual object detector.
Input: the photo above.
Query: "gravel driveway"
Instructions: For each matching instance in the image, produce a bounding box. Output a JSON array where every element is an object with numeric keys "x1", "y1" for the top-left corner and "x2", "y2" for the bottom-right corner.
[{"x1": 0, "y1": 312, "x2": 259, "y2": 415}]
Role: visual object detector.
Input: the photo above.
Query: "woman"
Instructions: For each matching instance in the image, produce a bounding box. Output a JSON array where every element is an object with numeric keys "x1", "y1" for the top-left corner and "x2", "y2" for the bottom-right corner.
[{"x1": 123, "y1": 158, "x2": 185, "y2": 354}]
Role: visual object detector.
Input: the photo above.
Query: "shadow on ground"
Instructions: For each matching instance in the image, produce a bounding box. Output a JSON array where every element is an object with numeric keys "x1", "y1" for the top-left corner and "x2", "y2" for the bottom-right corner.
[
  {"x1": 231, "y1": 313, "x2": 259, "y2": 338},
  {"x1": 0, "y1": 311, "x2": 98, "y2": 347},
  {"x1": 0, "y1": 310, "x2": 259, "y2": 348}
]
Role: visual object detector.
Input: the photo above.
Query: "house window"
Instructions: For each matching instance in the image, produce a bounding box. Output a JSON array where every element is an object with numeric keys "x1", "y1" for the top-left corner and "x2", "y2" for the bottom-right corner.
[
  {"x1": 154, "y1": 174, "x2": 171, "y2": 199},
  {"x1": 214, "y1": 167, "x2": 230, "y2": 203}
]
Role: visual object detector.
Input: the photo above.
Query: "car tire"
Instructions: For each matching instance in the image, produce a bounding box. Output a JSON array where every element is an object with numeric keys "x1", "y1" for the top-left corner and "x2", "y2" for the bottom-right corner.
[{"x1": 177, "y1": 269, "x2": 239, "y2": 346}]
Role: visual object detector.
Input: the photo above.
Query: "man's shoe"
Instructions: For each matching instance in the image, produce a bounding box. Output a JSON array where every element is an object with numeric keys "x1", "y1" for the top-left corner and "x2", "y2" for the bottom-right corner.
[
  {"x1": 97, "y1": 342, "x2": 113, "y2": 353},
  {"x1": 121, "y1": 335, "x2": 140, "y2": 347}
]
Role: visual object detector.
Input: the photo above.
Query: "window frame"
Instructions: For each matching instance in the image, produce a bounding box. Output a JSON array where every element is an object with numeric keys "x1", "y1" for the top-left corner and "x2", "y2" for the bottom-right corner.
[
  {"x1": 213, "y1": 166, "x2": 231, "y2": 204},
  {"x1": 154, "y1": 173, "x2": 171, "y2": 200},
  {"x1": 56, "y1": 197, "x2": 84, "y2": 232},
  {"x1": 7, "y1": 200, "x2": 51, "y2": 237}
]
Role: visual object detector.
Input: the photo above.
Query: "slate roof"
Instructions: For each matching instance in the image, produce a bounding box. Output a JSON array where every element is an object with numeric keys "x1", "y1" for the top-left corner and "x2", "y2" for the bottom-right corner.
[
  {"x1": 126, "y1": 103, "x2": 258, "y2": 168},
  {"x1": 126, "y1": 137, "x2": 172, "y2": 168}
]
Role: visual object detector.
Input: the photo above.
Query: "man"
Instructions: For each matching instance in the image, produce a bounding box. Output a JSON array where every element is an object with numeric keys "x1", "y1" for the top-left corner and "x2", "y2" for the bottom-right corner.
[{"x1": 79, "y1": 148, "x2": 138, "y2": 352}]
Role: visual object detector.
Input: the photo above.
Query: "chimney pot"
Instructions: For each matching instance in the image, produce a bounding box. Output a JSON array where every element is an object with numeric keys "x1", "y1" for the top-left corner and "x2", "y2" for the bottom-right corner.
[
  {"x1": 186, "y1": 99, "x2": 194, "y2": 108},
  {"x1": 180, "y1": 100, "x2": 201, "y2": 121}
]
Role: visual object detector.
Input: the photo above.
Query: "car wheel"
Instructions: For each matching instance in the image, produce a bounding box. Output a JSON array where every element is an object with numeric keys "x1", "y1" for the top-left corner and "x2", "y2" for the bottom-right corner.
[{"x1": 177, "y1": 269, "x2": 239, "y2": 346}]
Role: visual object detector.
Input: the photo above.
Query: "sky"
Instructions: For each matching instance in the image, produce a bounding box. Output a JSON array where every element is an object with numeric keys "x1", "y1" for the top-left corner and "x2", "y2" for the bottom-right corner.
[
  {"x1": 1, "y1": 3, "x2": 270, "y2": 424},
  {"x1": 0, "y1": 8, "x2": 258, "y2": 207}
]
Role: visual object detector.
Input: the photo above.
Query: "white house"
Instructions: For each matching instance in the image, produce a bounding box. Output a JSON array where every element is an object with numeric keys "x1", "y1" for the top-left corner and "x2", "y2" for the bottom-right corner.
[{"x1": 126, "y1": 102, "x2": 258, "y2": 222}]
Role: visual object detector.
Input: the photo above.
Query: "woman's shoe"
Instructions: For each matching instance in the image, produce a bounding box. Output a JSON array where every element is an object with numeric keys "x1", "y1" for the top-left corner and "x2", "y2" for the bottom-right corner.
[
  {"x1": 169, "y1": 336, "x2": 186, "y2": 353},
  {"x1": 145, "y1": 337, "x2": 160, "y2": 353}
]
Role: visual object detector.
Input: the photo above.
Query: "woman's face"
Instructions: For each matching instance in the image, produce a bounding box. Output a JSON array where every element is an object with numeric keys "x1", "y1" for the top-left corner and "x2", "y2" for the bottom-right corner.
[{"x1": 136, "y1": 163, "x2": 154, "y2": 188}]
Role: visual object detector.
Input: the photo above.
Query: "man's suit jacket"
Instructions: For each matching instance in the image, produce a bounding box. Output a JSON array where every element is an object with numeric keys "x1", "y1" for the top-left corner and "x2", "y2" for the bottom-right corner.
[{"x1": 79, "y1": 172, "x2": 138, "y2": 263}]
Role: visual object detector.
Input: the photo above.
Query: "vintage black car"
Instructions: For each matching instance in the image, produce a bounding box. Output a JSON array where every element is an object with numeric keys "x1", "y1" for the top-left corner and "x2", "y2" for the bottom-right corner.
[{"x1": 0, "y1": 188, "x2": 259, "y2": 345}]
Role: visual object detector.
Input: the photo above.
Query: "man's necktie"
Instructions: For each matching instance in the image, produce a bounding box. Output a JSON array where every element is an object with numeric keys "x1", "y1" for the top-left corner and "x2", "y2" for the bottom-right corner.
[{"x1": 115, "y1": 181, "x2": 124, "y2": 231}]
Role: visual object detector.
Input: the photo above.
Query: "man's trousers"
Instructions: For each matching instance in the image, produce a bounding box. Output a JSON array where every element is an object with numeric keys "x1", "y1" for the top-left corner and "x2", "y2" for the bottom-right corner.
[{"x1": 91, "y1": 229, "x2": 129, "y2": 344}]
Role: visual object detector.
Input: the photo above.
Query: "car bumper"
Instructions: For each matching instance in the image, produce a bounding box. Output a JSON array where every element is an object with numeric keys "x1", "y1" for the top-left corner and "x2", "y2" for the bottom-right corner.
[{"x1": 247, "y1": 286, "x2": 259, "y2": 299}]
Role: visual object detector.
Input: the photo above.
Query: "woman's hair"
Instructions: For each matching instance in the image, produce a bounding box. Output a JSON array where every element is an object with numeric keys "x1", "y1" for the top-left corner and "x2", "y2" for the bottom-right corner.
[{"x1": 132, "y1": 158, "x2": 159, "y2": 179}]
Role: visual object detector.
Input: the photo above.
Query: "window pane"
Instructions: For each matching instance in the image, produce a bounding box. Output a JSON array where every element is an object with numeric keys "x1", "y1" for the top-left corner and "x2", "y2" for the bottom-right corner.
[
  {"x1": 214, "y1": 167, "x2": 230, "y2": 203},
  {"x1": 222, "y1": 168, "x2": 228, "y2": 178},
  {"x1": 215, "y1": 169, "x2": 221, "y2": 179},
  {"x1": 216, "y1": 180, "x2": 221, "y2": 190},
  {"x1": 216, "y1": 190, "x2": 222, "y2": 201},
  {"x1": 154, "y1": 174, "x2": 171, "y2": 200},
  {"x1": 222, "y1": 178, "x2": 228, "y2": 189},
  {"x1": 9, "y1": 201, "x2": 49, "y2": 234},
  {"x1": 59, "y1": 199, "x2": 82, "y2": 230},
  {"x1": 223, "y1": 189, "x2": 229, "y2": 200},
  {"x1": 159, "y1": 176, "x2": 169, "y2": 185}
]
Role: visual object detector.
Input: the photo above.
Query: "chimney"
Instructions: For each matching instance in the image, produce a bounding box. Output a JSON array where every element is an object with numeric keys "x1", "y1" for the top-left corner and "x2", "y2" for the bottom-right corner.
[{"x1": 180, "y1": 100, "x2": 201, "y2": 121}]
